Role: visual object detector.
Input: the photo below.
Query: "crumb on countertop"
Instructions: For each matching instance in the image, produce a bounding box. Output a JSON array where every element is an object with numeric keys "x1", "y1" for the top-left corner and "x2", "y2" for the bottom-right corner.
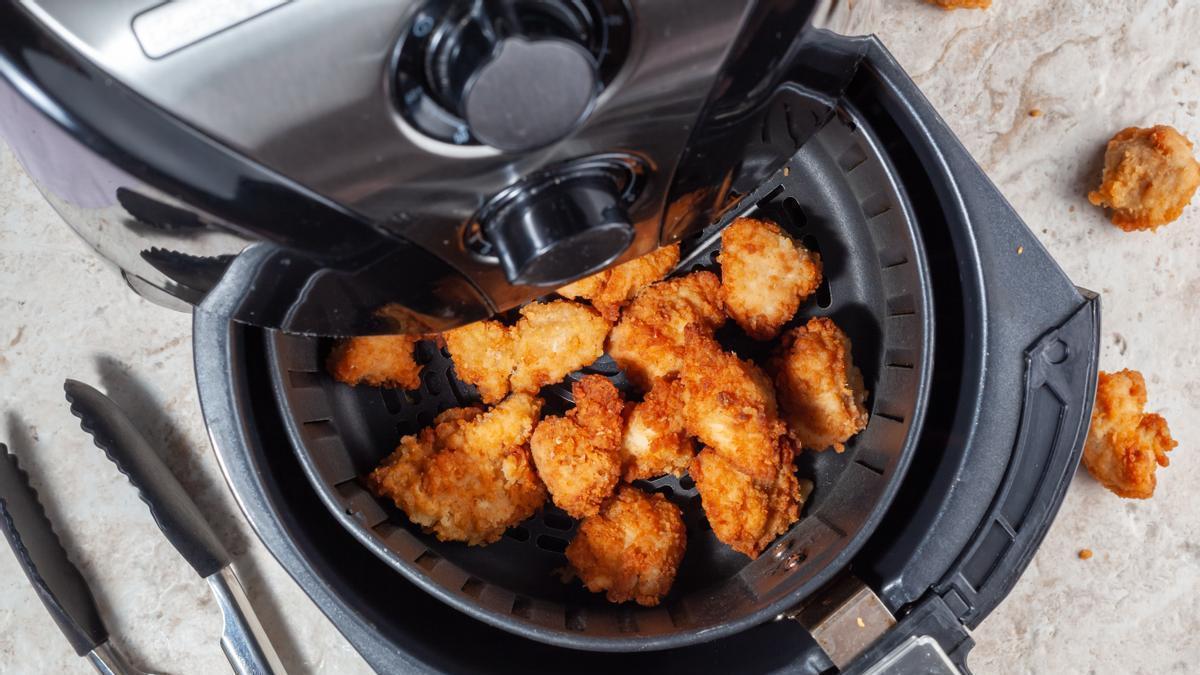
[
  {"x1": 1029, "y1": 109, "x2": 1043, "y2": 118},
  {"x1": 1079, "y1": 548, "x2": 1093, "y2": 560}
]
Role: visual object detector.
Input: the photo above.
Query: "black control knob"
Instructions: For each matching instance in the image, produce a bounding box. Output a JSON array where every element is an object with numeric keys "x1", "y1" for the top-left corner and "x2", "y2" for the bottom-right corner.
[
  {"x1": 428, "y1": 4, "x2": 599, "y2": 152},
  {"x1": 483, "y1": 174, "x2": 633, "y2": 286}
]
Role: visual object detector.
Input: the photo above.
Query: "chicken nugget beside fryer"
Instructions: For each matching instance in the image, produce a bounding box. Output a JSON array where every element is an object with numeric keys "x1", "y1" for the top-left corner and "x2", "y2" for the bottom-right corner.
[{"x1": 1083, "y1": 369, "x2": 1177, "y2": 499}]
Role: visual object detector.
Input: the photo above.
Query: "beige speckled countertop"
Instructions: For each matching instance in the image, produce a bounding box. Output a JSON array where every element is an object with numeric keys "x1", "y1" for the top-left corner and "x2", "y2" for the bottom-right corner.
[{"x1": 2, "y1": 1, "x2": 1198, "y2": 672}]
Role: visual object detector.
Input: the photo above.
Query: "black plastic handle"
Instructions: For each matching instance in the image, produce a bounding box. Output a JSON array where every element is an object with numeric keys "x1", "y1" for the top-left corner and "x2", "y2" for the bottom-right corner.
[
  {"x1": 64, "y1": 379, "x2": 230, "y2": 578},
  {"x1": 0, "y1": 443, "x2": 108, "y2": 656}
]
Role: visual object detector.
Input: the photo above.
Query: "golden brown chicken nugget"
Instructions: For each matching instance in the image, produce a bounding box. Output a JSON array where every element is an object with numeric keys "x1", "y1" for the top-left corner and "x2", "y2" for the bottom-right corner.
[
  {"x1": 367, "y1": 393, "x2": 546, "y2": 545},
  {"x1": 691, "y1": 442, "x2": 805, "y2": 559},
  {"x1": 1083, "y1": 369, "x2": 1177, "y2": 499},
  {"x1": 327, "y1": 335, "x2": 423, "y2": 390},
  {"x1": 926, "y1": 0, "x2": 990, "y2": 9},
  {"x1": 444, "y1": 320, "x2": 515, "y2": 404},
  {"x1": 772, "y1": 317, "x2": 869, "y2": 453},
  {"x1": 510, "y1": 301, "x2": 610, "y2": 394},
  {"x1": 680, "y1": 330, "x2": 784, "y2": 485},
  {"x1": 608, "y1": 271, "x2": 726, "y2": 390},
  {"x1": 719, "y1": 217, "x2": 822, "y2": 341},
  {"x1": 1088, "y1": 125, "x2": 1200, "y2": 231},
  {"x1": 445, "y1": 300, "x2": 609, "y2": 403},
  {"x1": 530, "y1": 375, "x2": 625, "y2": 518},
  {"x1": 620, "y1": 378, "x2": 694, "y2": 481},
  {"x1": 565, "y1": 486, "x2": 686, "y2": 606},
  {"x1": 558, "y1": 244, "x2": 681, "y2": 321}
]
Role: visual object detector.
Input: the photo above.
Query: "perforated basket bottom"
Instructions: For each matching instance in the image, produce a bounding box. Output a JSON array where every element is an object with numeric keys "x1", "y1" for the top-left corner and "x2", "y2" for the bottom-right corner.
[{"x1": 268, "y1": 108, "x2": 931, "y2": 650}]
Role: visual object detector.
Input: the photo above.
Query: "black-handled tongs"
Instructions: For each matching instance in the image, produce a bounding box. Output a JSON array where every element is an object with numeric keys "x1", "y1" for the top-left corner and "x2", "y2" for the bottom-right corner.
[{"x1": 0, "y1": 380, "x2": 287, "y2": 675}]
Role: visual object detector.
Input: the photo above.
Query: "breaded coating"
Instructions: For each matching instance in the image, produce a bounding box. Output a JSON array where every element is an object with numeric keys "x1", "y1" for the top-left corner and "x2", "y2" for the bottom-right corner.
[
  {"x1": 366, "y1": 393, "x2": 547, "y2": 545},
  {"x1": 565, "y1": 486, "x2": 686, "y2": 606},
  {"x1": 444, "y1": 320, "x2": 515, "y2": 403},
  {"x1": 510, "y1": 301, "x2": 610, "y2": 393},
  {"x1": 1083, "y1": 369, "x2": 1177, "y2": 499},
  {"x1": 530, "y1": 375, "x2": 625, "y2": 518},
  {"x1": 691, "y1": 442, "x2": 805, "y2": 559},
  {"x1": 558, "y1": 244, "x2": 681, "y2": 321},
  {"x1": 718, "y1": 217, "x2": 822, "y2": 341},
  {"x1": 608, "y1": 272, "x2": 726, "y2": 390},
  {"x1": 772, "y1": 317, "x2": 869, "y2": 453},
  {"x1": 926, "y1": 0, "x2": 990, "y2": 9},
  {"x1": 1088, "y1": 126, "x2": 1200, "y2": 231},
  {"x1": 327, "y1": 335, "x2": 423, "y2": 389},
  {"x1": 680, "y1": 330, "x2": 785, "y2": 484},
  {"x1": 444, "y1": 300, "x2": 609, "y2": 404},
  {"x1": 620, "y1": 378, "x2": 694, "y2": 481}
]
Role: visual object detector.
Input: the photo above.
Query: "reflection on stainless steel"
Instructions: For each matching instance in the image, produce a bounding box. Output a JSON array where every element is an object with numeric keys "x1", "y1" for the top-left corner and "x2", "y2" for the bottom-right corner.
[
  {"x1": 19, "y1": 0, "x2": 753, "y2": 287},
  {"x1": 206, "y1": 566, "x2": 287, "y2": 675},
  {"x1": 4, "y1": 0, "x2": 837, "y2": 335},
  {"x1": 132, "y1": 0, "x2": 292, "y2": 59},
  {"x1": 85, "y1": 641, "x2": 149, "y2": 675}
]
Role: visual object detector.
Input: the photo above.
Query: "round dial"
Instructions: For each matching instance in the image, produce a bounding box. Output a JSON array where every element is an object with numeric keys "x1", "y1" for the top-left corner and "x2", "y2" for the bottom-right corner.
[{"x1": 393, "y1": 0, "x2": 631, "y2": 150}]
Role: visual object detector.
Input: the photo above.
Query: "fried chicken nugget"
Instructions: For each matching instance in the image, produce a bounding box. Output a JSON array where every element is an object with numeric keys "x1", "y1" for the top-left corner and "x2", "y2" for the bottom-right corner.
[
  {"x1": 530, "y1": 375, "x2": 625, "y2": 518},
  {"x1": 511, "y1": 301, "x2": 610, "y2": 393},
  {"x1": 1083, "y1": 369, "x2": 1178, "y2": 499},
  {"x1": 772, "y1": 317, "x2": 869, "y2": 453},
  {"x1": 680, "y1": 329, "x2": 785, "y2": 484},
  {"x1": 608, "y1": 271, "x2": 726, "y2": 390},
  {"x1": 565, "y1": 486, "x2": 686, "y2": 606},
  {"x1": 926, "y1": 0, "x2": 990, "y2": 9},
  {"x1": 690, "y1": 443, "x2": 806, "y2": 559},
  {"x1": 327, "y1": 335, "x2": 423, "y2": 390},
  {"x1": 444, "y1": 320, "x2": 515, "y2": 403},
  {"x1": 558, "y1": 244, "x2": 681, "y2": 321},
  {"x1": 444, "y1": 300, "x2": 609, "y2": 403},
  {"x1": 1088, "y1": 126, "x2": 1200, "y2": 231},
  {"x1": 718, "y1": 217, "x2": 822, "y2": 341},
  {"x1": 620, "y1": 378, "x2": 694, "y2": 481},
  {"x1": 367, "y1": 393, "x2": 547, "y2": 545}
]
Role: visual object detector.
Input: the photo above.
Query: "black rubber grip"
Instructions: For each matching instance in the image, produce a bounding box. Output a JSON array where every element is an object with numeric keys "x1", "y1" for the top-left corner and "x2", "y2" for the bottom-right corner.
[
  {"x1": 0, "y1": 443, "x2": 108, "y2": 656},
  {"x1": 64, "y1": 380, "x2": 230, "y2": 578}
]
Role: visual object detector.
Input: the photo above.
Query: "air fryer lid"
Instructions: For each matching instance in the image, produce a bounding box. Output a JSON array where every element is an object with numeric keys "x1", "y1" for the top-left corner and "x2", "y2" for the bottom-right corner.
[
  {"x1": 1, "y1": 1, "x2": 845, "y2": 337},
  {"x1": 267, "y1": 99, "x2": 934, "y2": 651}
]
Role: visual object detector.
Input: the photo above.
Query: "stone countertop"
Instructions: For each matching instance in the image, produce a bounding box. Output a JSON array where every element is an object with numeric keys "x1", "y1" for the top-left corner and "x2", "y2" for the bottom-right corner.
[{"x1": 1, "y1": 1, "x2": 1197, "y2": 672}]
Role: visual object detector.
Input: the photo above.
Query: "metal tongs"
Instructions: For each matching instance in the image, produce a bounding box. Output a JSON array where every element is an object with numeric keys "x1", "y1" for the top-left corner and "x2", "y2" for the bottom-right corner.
[{"x1": 0, "y1": 380, "x2": 286, "y2": 675}]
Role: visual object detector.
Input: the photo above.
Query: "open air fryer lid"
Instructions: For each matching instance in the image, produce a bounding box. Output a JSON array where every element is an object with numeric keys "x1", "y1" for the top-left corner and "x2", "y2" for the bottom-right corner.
[
  {"x1": 193, "y1": 31, "x2": 1100, "y2": 674},
  {"x1": 1, "y1": 0, "x2": 851, "y2": 337}
]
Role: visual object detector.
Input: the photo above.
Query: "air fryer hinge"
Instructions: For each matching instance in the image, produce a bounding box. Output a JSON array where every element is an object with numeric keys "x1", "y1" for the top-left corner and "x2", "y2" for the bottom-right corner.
[
  {"x1": 783, "y1": 574, "x2": 896, "y2": 669},
  {"x1": 842, "y1": 593, "x2": 975, "y2": 675}
]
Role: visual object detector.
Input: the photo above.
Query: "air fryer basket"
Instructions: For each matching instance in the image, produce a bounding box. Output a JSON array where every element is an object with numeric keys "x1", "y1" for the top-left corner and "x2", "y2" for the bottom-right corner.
[{"x1": 266, "y1": 101, "x2": 933, "y2": 651}]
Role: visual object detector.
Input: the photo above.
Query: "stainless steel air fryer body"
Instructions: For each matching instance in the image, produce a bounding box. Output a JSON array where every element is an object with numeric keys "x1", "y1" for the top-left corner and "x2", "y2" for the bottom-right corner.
[{"x1": 0, "y1": 0, "x2": 850, "y2": 336}]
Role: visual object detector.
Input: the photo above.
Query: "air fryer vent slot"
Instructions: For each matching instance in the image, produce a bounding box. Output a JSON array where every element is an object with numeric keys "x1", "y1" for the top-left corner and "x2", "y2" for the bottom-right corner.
[{"x1": 267, "y1": 106, "x2": 932, "y2": 651}]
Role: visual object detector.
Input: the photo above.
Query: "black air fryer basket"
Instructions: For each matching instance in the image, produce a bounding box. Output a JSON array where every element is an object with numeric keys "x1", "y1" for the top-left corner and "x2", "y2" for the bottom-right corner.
[
  {"x1": 195, "y1": 34, "x2": 1100, "y2": 674},
  {"x1": 268, "y1": 99, "x2": 932, "y2": 650}
]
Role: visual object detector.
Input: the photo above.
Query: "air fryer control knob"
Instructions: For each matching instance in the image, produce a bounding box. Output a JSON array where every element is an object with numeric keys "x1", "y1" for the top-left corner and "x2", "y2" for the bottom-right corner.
[
  {"x1": 428, "y1": 5, "x2": 599, "y2": 152},
  {"x1": 463, "y1": 38, "x2": 597, "y2": 151},
  {"x1": 483, "y1": 174, "x2": 633, "y2": 286}
]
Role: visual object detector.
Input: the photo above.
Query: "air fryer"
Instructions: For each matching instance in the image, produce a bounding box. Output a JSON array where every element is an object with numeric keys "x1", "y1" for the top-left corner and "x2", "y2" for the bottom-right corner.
[{"x1": 0, "y1": 1, "x2": 1099, "y2": 673}]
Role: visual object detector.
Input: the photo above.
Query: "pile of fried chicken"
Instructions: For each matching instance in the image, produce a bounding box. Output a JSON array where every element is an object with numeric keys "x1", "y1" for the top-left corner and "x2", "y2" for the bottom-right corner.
[{"x1": 328, "y1": 216, "x2": 869, "y2": 607}]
